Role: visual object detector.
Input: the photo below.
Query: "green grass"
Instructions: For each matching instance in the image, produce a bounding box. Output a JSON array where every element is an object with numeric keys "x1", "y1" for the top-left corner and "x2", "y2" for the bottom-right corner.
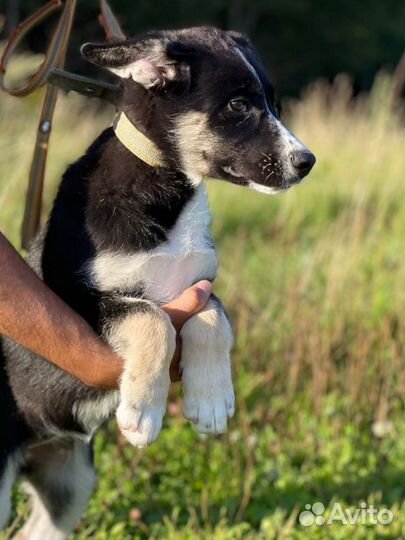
[{"x1": 1, "y1": 58, "x2": 404, "y2": 539}]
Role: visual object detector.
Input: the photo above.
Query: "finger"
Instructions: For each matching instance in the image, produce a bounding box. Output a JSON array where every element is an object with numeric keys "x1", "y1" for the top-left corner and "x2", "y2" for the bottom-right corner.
[{"x1": 162, "y1": 280, "x2": 212, "y2": 331}]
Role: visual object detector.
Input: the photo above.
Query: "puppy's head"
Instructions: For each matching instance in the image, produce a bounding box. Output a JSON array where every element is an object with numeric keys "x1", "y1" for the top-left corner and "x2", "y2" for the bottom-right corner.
[{"x1": 82, "y1": 26, "x2": 315, "y2": 193}]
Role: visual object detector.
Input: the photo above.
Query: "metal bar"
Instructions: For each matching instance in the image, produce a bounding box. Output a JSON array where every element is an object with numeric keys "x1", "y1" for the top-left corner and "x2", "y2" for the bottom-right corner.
[
  {"x1": 48, "y1": 68, "x2": 121, "y2": 103},
  {"x1": 21, "y1": 0, "x2": 77, "y2": 249},
  {"x1": 99, "y1": 0, "x2": 126, "y2": 41},
  {"x1": 21, "y1": 85, "x2": 58, "y2": 249}
]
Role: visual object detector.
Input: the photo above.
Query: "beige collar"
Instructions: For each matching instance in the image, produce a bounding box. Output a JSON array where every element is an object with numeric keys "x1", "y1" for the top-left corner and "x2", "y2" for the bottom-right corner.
[
  {"x1": 113, "y1": 112, "x2": 168, "y2": 168},
  {"x1": 113, "y1": 111, "x2": 222, "y2": 183}
]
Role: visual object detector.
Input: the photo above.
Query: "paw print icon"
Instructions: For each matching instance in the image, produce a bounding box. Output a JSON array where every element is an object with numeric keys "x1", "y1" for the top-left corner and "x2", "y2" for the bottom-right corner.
[{"x1": 298, "y1": 502, "x2": 326, "y2": 527}]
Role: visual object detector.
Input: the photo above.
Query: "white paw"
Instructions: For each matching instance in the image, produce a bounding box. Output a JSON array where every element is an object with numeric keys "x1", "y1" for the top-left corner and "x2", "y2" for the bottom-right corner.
[
  {"x1": 116, "y1": 401, "x2": 165, "y2": 448},
  {"x1": 183, "y1": 386, "x2": 235, "y2": 434},
  {"x1": 180, "y1": 300, "x2": 235, "y2": 436}
]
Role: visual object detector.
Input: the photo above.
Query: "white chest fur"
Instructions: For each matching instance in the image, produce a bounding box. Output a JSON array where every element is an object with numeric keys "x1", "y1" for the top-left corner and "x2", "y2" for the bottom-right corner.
[{"x1": 89, "y1": 184, "x2": 217, "y2": 304}]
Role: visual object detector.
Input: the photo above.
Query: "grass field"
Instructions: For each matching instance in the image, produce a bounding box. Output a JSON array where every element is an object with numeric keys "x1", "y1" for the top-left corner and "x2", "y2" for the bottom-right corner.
[{"x1": 1, "y1": 55, "x2": 404, "y2": 539}]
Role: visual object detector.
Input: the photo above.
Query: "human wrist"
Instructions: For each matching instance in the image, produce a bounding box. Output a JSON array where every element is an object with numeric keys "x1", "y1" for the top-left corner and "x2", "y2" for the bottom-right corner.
[{"x1": 76, "y1": 348, "x2": 123, "y2": 390}]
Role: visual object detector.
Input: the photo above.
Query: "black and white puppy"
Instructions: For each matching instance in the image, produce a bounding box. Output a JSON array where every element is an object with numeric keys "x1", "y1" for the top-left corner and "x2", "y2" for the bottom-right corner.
[{"x1": 0, "y1": 26, "x2": 315, "y2": 539}]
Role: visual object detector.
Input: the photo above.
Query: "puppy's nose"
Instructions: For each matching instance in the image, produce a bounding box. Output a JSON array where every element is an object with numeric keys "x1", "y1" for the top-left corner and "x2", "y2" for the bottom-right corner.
[{"x1": 290, "y1": 150, "x2": 316, "y2": 177}]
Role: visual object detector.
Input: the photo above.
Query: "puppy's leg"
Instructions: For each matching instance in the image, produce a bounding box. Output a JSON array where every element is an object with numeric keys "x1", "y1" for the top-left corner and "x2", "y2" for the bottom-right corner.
[
  {"x1": 106, "y1": 300, "x2": 176, "y2": 448},
  {"x1": 181, "y1": 297, "x2": 235, "y2": 434},
  {"x1": 14, "y1": 439, "x2": 95, "y2": 540},
  {"x1": 0, "y1": 455, "x2": 18, "y2": 530}
]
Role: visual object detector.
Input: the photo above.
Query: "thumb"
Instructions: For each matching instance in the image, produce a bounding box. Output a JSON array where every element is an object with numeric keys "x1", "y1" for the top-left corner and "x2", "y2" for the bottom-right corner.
[{"x1": 162, "y1": 280, "x2": 212, "y2": 331}]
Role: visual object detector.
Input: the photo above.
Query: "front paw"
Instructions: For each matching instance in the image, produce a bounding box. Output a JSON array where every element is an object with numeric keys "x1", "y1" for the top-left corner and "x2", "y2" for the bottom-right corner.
[
  {"x1": 183, "y1": 381, "x2": 235, "y2": 434},
  {"x1": 116, "y1": 400, "x2": 165, "y2": 448}
]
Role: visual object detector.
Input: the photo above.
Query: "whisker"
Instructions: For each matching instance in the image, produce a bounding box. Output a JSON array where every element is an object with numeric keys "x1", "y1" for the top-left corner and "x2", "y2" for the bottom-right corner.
[
  {"x1": 261, "y1": 152, "x2": 273, "y2": 161},
  {"x1": 262, "y1": 162, "x2": 273, "y2": 171}
]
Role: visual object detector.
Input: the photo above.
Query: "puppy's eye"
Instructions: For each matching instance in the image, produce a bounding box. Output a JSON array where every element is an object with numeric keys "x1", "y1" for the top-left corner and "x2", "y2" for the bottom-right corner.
[{"x1": 228, "y1": 98, "x2": 250, "y2": 113}]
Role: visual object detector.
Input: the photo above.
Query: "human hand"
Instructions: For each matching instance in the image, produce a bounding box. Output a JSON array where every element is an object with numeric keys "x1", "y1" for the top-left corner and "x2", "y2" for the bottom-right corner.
[{"x1": 162, "y1": 280, "x2": 212, "y2": 381}]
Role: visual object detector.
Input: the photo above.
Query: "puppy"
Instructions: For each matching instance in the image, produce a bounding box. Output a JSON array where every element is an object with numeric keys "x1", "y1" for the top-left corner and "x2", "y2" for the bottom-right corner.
[{"x1": 0, "y1": 26, "x2": 315, "y2": 539}]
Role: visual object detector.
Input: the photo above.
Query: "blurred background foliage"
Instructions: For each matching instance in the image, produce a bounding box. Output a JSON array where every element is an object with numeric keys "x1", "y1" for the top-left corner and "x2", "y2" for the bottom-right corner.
[{"x1": 0, "y1": 0, "x2": 404, "y2": 96}]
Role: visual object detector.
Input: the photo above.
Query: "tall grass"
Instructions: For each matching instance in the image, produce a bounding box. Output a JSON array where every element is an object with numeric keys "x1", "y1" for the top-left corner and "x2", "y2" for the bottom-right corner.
[{"x1": 1, "y1": 52, "x2": 404, "y2": 539}]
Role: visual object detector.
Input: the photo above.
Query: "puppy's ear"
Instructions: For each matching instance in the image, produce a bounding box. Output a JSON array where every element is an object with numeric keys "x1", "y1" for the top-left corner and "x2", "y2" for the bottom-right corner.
[
  {"x1": 81, "y1": 38, "x2": 188, "y2": 90},
  {"x1": 227, "y1": 31, "x2": 252, "y2": 49}
]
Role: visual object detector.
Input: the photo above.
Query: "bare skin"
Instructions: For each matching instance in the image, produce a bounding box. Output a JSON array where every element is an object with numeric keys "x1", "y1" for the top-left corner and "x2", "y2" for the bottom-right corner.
[{"x1": 0, "y1": 232, "x2": 212, "y2": 389}]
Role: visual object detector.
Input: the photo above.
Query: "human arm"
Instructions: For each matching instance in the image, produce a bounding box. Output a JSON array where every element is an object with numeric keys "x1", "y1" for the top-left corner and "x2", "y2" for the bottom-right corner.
[{"x1": 0, "y1": 232, "x2": 211, "y2": 389}]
